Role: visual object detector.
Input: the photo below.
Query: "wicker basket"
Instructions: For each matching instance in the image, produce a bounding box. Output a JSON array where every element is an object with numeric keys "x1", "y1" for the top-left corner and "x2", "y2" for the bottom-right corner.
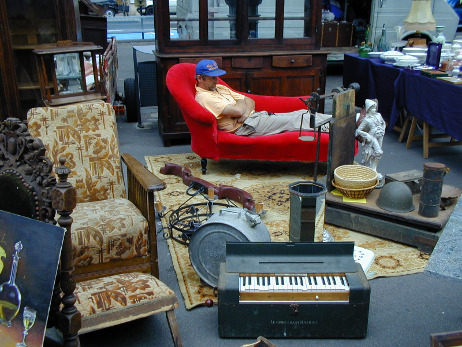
[
  {"x1": 334, "y1": 165, "x2": 378, "y2": 189},
  {"x1": 332, "y1": 179, "x2": 378, "y2": 199}
]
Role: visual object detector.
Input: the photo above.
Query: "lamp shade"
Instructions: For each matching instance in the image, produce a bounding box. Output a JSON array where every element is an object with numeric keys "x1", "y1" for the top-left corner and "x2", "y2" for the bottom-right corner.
[{"x1": 403, "y1": 0, "x2": 436, "y2": 31}]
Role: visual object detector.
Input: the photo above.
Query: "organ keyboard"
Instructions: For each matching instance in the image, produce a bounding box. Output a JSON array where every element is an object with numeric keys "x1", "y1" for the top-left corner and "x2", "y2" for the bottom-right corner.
[
  {"x1": 238, "y1": 273, "x2": 350, "y2": 302},
  {"x1": 218, "y1": 242, "x2": 370, "y2": 338}
]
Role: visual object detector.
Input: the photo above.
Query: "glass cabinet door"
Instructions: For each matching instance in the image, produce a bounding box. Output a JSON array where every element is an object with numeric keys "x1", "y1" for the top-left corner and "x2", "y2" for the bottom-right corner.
[
  {"x1": 159, "y1": 0, "x2": 319, "y2": 48},
  {"x1": 207, "y1": 0, "x2": 237, "y2": 40},
  {"x1": 249, "y1": 0, "x2": 276, "y2": 39},
  {"x1": 173, "y1": 0, "x2": 200, "y2": 40},
  {"x1": 284, "y1": 0, "x2": 312, "y2": 38}
]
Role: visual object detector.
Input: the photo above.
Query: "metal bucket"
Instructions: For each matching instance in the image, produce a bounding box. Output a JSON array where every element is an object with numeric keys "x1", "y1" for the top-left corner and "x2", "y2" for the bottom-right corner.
[
  {"x1": 418, "y1": 162, "x2": 449, "y2": 218},
  {"x1": 189, "y1": 207, "x2": 270, "y2": 288},
  {"x1": 289, "y1": 181, "x2": 327, "y2": 242}
]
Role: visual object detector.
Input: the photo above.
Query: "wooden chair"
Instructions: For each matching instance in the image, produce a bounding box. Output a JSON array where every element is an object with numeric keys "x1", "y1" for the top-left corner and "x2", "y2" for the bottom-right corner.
[
  {"x1": 0, "y1": 117, "x2": 81, "y2": 345},
  {"x1": 27, "y1": 102, "x2": 164, "y2": 281},
  {"x1": 1, "y1": 110, "x2": 183, "y2": 345}
]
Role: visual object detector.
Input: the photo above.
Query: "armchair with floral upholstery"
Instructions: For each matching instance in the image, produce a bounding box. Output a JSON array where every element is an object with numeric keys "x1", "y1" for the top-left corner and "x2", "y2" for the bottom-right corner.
[
  {"x1": 27, "y1": 102, "x2": 163, "y2": 281},
  {"x1": 0, "y1": 115, "x2": 182, "y2": 345},
  {"x1": 26, "y1": 103, "x2": 182, "y2": 343}
]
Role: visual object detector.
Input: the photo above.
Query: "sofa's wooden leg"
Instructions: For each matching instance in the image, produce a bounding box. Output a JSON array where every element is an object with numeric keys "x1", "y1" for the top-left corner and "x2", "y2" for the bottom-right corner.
[
  {"x1": 166, "y1": 310, "x2": 183, "y2": 347},
  {"x1": 201, "y1": 158, "x2": 207, "y2": 174}
]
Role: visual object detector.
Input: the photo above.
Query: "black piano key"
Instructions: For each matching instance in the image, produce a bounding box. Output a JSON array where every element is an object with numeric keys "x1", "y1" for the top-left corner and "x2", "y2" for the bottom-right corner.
[
  {"x1": 294, "y1": 277, "x2": 298, "y2": 286},
  {"x1": 281, "y1": 277, "x2": 285, "y2": 285},
  {"x1": 276, "y1": 277, "x2": 279, "y2": 285},
  {"x1": 332, "y1": 276, "x2": 337, "y2": 285},
  {"x1": 257, "y1": 277, "x2": 260, "y2": 286},
  {"x1": 289, "y1": 277, "x2": 292, "y2": 285},
  {"x1": 326, "y1": 276, "x2": 331, "y2": 285}
]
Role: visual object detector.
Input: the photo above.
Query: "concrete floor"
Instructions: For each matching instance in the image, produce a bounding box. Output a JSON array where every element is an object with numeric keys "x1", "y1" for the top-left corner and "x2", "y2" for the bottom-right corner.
[{"x1": 79, "y1": 42, "x2": 462, "y2": 347}]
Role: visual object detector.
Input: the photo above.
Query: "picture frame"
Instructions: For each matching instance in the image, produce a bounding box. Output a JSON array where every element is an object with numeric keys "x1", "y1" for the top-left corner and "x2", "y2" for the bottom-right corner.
[
  {"x1": 425, "y1": 42, "x2": 443, "y2": 69},
  {"x1": 0, "y1": 210, "x2": 65, "y2": 347}
]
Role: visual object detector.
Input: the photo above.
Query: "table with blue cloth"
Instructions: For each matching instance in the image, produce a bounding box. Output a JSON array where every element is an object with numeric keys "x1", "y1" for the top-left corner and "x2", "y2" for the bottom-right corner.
[{"x1": 343, "y1": 53, "x2": 462, "y2": 158}]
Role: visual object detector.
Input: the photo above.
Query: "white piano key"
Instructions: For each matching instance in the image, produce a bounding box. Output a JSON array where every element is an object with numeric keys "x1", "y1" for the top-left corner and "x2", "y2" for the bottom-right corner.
[
  {"x1": 244, "y1": 276, "x2": 250, "y2": 291},
  {"x1": 287, "y1": 276, "x2": 293, "y2": 291},
  {"x1": 308, "y1": 276, "x2": 315, "y2": 290}
]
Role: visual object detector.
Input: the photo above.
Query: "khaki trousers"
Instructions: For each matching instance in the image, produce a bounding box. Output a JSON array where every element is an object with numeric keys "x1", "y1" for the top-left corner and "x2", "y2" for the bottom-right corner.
[{"x1": 234, "y1": 110, "x2": 330, "y2": 137}]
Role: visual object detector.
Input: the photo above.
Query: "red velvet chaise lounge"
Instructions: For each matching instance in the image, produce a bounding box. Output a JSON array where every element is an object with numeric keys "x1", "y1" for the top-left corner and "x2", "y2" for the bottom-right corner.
[{"x1": 166, "y1": 63, "x2": 330, "y2": 174}]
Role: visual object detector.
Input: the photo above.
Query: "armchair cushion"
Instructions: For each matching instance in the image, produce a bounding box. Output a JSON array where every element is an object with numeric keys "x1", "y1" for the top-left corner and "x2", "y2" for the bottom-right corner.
[
  {"x1": 27, "y1": 102, "x2": 126, "y2": 203},
  {"x1": 72, "y1": 198, "x2": 149, "y2": 267},
  {"x1": 75, "y1": 272, "x2": 178, "y2": 333}
]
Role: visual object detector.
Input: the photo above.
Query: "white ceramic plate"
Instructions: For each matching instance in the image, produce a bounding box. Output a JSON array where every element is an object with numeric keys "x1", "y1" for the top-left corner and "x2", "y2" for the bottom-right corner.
[
  {"x1": 393, "y1": 62, "x2": 420, "y2": 68},
  {"x1": 368, "y1": 52, "x2": 382, "y2": 58},
  {"x1": 402, "y1": 47, "x2": 427, "y2": 54}
]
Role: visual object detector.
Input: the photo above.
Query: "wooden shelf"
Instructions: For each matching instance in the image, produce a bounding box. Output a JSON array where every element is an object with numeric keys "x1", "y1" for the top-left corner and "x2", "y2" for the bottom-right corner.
[
  {"x1": 17, "y1": 82, "x2": 40, "y2": 90},
  {"x1": 12, "y1": 45, "x2": 38, "y2": 50}
]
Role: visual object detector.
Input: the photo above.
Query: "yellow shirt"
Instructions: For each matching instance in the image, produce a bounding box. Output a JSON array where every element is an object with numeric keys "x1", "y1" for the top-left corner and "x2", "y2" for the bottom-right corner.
[{"x1": 195, "y1": 84, "x2": 246, "y2": 133}]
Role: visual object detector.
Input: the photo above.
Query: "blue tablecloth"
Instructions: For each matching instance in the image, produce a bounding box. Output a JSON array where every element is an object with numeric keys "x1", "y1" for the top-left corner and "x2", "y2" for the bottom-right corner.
[
  {"x1": 343, "y1": 53, "x2": 462, "y2": 140},
  {"x1": 343, "y1": 53, "x2": 401, "y2": 123},
  {"x1": 392, "y1": 70, "x2": 462, "y2": 141}
]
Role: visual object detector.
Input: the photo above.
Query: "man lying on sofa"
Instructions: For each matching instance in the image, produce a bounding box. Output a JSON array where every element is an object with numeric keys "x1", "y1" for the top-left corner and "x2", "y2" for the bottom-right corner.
[{"x1": 195, "y1": 59, "x2": 330, "y2": 137}]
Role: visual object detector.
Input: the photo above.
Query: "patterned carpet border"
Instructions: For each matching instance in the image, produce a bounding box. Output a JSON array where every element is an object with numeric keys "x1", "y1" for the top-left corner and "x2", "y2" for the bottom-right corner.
[{"x1": 146, "y1": 153, "x2": 430, "y2": 310}]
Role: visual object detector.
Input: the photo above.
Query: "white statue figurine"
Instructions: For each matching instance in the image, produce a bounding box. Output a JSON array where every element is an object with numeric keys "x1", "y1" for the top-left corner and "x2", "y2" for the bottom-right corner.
[{"x1": 356, "y1": 99, "x2": 386, "y2": 181}]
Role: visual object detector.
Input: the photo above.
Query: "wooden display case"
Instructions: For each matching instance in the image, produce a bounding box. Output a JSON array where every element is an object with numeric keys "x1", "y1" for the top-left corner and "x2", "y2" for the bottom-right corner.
[
  {"x1": 33, "y1": 41, "x2": 105, "y2": 106},
  {"x1": 154, "y1": 0, "x2": 328, "y2": 146},
  {"x1": 0, "y1": 0, "x2": 79, "y2": 120}
]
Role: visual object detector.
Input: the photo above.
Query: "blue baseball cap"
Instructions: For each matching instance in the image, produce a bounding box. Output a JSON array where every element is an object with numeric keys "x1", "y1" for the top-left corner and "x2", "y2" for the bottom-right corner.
[{"x1": 195, "y1": 59, "x2": 226, "y2": 76}]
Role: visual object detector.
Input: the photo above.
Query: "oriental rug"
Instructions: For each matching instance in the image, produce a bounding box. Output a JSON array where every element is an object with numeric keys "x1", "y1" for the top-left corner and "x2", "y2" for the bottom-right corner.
[{"x1": 146, "y1": 153, "x2": 430, "y2": 310}]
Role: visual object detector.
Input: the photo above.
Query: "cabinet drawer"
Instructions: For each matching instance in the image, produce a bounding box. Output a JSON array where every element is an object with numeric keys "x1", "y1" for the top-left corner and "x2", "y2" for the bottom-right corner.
[
  {"x1": 232, "y1": 57, "x2": 263, "y2": 69},
  {"x1": 179, "y1": 57, "x2": 222, "y2": 66},
  {"x1": 272, "y1": 55, "x2": 312, "y2": 68}
]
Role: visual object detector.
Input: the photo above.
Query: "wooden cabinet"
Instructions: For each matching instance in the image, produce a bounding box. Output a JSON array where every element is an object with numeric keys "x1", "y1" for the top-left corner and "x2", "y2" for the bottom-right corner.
[
  {"x1": 154, "y1": 0, "x2": 326, "y2": 146},
  {"x1": 0, "y1": 0, "x2": 78, "y2": 120}
]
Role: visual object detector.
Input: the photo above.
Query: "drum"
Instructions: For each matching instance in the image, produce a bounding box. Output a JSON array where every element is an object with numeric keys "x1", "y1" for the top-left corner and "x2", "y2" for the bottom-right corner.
[{"x1": 189, "y1": 207, "x2": 270, "y2": 288}]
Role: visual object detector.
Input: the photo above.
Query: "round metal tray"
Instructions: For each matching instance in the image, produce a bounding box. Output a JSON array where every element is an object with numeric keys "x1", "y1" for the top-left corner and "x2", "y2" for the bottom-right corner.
[{"x1": 188, "y1": 207, "x2": 270, "y2": 288}]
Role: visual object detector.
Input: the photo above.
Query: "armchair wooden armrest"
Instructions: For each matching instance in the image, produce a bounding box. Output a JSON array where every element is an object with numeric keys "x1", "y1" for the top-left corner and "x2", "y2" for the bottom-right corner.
[
  {"x1": 121, "y1": 153, "x2": 166, "y2": 192},
  {"x1": 121, "y1": 153, "x2": 166, "y2": 278}
]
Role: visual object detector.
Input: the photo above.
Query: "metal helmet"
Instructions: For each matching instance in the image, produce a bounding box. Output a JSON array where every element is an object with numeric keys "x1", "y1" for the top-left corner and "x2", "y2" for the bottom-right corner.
[{"x1": 376, "y1": 181, "x2": 415, "y2": 213}]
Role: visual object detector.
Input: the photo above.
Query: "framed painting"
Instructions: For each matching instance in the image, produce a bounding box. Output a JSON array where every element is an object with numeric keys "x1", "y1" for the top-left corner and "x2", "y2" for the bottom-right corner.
[{"x1": 0, "y1": 210, "x2": 65, "y2": 347}]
